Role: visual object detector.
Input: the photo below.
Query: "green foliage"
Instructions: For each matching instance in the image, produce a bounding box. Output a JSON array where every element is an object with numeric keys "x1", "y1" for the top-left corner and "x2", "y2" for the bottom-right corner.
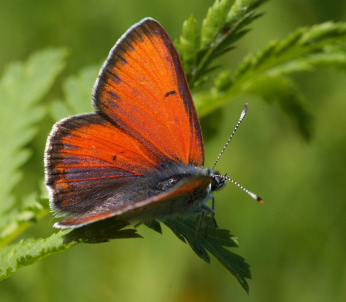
[
  {"x1": 0, "y1": 0, "x2": 346, "y2": 294},
  {"x1": 0, "y1": 48, "x2": 66, "y2": 247},
  {"x1": 50, "y1": 66, "x2": 99, "y2": 120},
  {"x1": 64, "y1": 219, "x2": 142, "y2": 244},
  {"x1": 163, "y1": 217, "x2": 251, "y2": 293},
  {"x1": 0, "y1": 229, "x2": 76, "y2": 281},
  {"x1": 0, "y1": 197, "x2": 49, "y2": 248},
  {"x1": 0, "y1": 218, "x2": 142, "y2": 281},
  {"x1": 0, "y1": 48, "x2": 66, "y2": 206},
  {"x1": 178, "y1": 0, "x2": 346, "y2": 139},
  {"x1": 0, "y1": 48, "x2": 66, "y2": 279},
  {"x1": 177, "y1": 0, "x2": 266, "y2": 89}
]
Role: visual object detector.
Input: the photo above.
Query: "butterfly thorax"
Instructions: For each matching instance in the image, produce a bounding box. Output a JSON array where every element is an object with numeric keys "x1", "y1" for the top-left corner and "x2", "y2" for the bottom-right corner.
[
  {"x1": 151, "y1": 163, "x2": 227, "y2": 196},
  {"x1": 119, "y1": 164, "x2": 228, "y2": 222}
]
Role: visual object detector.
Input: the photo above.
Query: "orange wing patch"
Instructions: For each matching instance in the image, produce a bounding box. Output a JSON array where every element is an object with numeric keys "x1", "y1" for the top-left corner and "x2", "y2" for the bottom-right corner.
[{"x1": 93, "y1": 18, "x2": 204, "y2": 166}]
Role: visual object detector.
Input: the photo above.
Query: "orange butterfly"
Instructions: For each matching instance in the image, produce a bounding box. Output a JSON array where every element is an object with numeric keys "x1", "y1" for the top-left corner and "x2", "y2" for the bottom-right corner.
[{"x1": 45, "y1": 18, "x2": 262, "y2": 229}]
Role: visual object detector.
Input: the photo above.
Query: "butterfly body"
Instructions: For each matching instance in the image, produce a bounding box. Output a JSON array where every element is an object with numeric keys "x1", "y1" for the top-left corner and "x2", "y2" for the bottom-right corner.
[{"x1": 45, "y1": 18, "x2": 229, "y2": 228}]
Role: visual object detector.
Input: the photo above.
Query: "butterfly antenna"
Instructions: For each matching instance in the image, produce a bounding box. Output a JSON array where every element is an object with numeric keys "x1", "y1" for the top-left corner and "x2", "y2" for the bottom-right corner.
[
  {"x1": 225, "y1": 174, "x2": 263, "y2": 203},
  {"x1": 213, "y1": 103, "x2": 249, "y2": 170}
]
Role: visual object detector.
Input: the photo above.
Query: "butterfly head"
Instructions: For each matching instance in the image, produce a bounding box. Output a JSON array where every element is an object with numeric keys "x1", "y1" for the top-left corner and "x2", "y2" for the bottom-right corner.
[{"x1": 208, "y1": 169, "x2": 228, "y2": 192}]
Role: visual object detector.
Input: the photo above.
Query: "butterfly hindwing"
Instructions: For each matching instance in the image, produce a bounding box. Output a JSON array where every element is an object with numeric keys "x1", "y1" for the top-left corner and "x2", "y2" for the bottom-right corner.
[
  {"x1": 54, "y1": 176, "x2": 212, "y2": 228},
  {"x1": 45, "y1": 113, "x2": 164, "y2": 215}
]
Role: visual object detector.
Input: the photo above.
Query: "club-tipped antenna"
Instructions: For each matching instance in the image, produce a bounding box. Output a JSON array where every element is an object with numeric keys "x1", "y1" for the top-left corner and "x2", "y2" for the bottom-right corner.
[
  {"x1": 225, "y1": 174, "x2": 264, "y2": 203},
  {"x1": 213, "y1": 103, "x2": 248, "y2": 170}
]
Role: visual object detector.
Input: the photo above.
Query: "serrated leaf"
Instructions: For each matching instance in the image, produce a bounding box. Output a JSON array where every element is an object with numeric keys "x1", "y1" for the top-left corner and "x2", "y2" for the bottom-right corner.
[
  {"x1": 178, "y1": 15, "x2": 200, "y2": 77},
  {"x1": 0, "y1": 48, "x2": 66, "y2": 204},
  {"x1": 234, "y1": 22, "x2": 346, "y2": 81},
  {"x1": 180, "y1": 0, "x2": 267, "y2": 88},
  {"x1": 0, "y1": 219, "x2": 140, "y2": 281},
  {"x1": 164, "y1": 218, "x2": 210, "y2": 263},
  {"x1": 0, "y1": 230, "x2": 76, "y2": 281},
  {"x1": 65, "y1": 218, "x2": 142, "y2": 243},
  {"x1": 163, "y1": 217, "x2": 251, "y2": 292},
  {"x1": 0, "y1": 196, "x2": 50, "y2": 248},
  {"x1": 201, "y1": 231, "x2": 251, "y2": 292},
  {"x1": 201, "y1": 0, "x2": 233, "y2": 49},
  {"x1": 144, "y1": 220, "x2": 162, "y2": 234},
  {"x1": 300, "y1": 22, "x2": 346, "y2": 45},
  {"x1": 227, "y1": 0, "x2": 265, "y2": 25},
  {"x1": 194, "y1": 21, "x2": 346, "y2": 140},
  {"x1": 213, "y1": 70, "x2": 233, "y2": 91}
]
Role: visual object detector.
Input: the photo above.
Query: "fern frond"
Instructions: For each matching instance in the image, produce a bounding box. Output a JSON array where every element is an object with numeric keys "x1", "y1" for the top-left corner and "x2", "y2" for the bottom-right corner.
[
  {"x1": 233, "y1": 22, "x2": 346, "y2": 82},
  {"x1": 177, "y1": 0, "x2": 267, "y2": 88},
  {"x1": 164, "y1": 217, "x2": 251, "y2": 293},
  {"x1": 195, "y1": 22, "x2": 346, "y2": 138},
  {"x1": 0, "y1": 230, "x2": 76, "y2": 281},
  {"x1": 0, "y1": 196, "x2": 50, "y2": 248},
  {"x1": 0, "y1": 49, "x2": 66, "y2": 207},
  {"x1": 0, "y1": 219, "x2": 140, "y2": 281}
]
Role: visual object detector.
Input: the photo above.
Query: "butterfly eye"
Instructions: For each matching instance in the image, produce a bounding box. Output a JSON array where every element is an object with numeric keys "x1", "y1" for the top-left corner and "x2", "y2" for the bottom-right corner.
[
  {"x1": 211, "y1": 178, "x2": 219, "y2": 191},
  {"x1": 211, "y1": 174, "x2": 226, "y2": 191}
]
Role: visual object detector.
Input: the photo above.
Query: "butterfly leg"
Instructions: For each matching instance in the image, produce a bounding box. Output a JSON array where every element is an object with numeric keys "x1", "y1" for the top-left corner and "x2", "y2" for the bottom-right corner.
[
  {"x1": 210, "y1": 196, "x2": 219, "y2": 228},
  {"x1": 194, "y1": 207, "x2": 218, "y2": 253},
  {"x1": 194, "y1": 209, "x2": 206, "y2": 253},
  {"x1": 201, "y1": 199, "x2": 219, "y2": 229}
]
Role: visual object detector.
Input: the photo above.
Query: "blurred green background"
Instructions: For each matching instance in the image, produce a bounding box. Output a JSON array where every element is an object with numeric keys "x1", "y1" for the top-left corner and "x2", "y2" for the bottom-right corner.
[{"x1": 1, "y1": 0, "x2": 346, "y2": 301}]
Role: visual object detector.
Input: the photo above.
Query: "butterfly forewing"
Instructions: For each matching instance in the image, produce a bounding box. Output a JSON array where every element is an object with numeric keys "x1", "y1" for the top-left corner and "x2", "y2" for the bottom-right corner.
[{"x1": 93, "y1": 18, "x2": 204, "y2": 166}]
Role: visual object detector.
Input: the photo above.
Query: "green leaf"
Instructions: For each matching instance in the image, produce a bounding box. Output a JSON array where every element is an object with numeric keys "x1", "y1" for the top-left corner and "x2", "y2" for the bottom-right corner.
[
  {"x1": 163, "y1": 217, "x2": 251, "y2": 292},
  {"x1": 0, "y1": 230, "x2": 76, "y2": 281},
  {"x1": 232, "y1": 22, "x2": 346, "y2": 83},
  {"x1": 250, "y1": 76, "x2": 313, "y2": 140},
  {"x1": 178, "y1": 0, "x2": 267, "y2": 88},
  {"x1": 0, "y1": 48, "x2": 66, "y2": 204},
  {"x1": 178, "y1": 15, "x2": 200, "y2": 77},
  {"x1": 50, "y1": 65, "x2": 99, "y2": 121},
  {"x1": 65, "y1": 219, "x2": 142, "y2": 243},
  {"x1": 144, "y1": 219, "x2": 162, "y2": 234},
  {"x1": 0, "y1": 196, "x2": 50, "y2": 248},
  {"x1": 201, "y1": 0, "x2": 233, "y2": 50},
  {"x1": 193, "y1": 21, "x2": 346, "y2": 139},
  {"x1": 0, "y1": 219, "x2": 140, "y2": 281}
]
